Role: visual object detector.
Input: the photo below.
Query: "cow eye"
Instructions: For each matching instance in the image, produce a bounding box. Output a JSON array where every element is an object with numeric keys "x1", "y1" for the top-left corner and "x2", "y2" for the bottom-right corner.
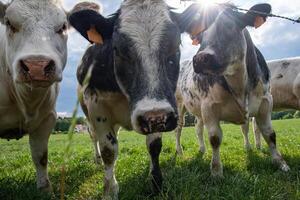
[
  {"x1": 5, "y1": 19, "x2": 18, "y2": 33},
  {"x1": 56, "y1": 23, "x2": 67, "y2": 35}
]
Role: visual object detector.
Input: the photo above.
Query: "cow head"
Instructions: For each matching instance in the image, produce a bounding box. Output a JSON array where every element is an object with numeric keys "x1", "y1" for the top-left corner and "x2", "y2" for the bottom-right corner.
[
  {"x1": 69, "y1": 1, "x2": 202, "y2": 134},
  {"x1": 192, "y1": 4, "x2": 271, "y2": 75},
  {"x1": 0, "y1": 0, "x2": 69, "y2": 88}
]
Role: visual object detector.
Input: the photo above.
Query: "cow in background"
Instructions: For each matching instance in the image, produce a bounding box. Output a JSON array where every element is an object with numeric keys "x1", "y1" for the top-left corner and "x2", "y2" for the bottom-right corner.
[
  {"x1": 175, "y1": 3, "x2": 290, "y2": 177},
  {"x1": 242, "y1": 57, "x2": 300, "y2": 149}
]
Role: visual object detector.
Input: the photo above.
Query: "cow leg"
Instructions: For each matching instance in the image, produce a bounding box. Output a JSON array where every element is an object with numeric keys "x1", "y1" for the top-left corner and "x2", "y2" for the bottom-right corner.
[
  {"x1": 29, "y1": 113, "x2": 56, "y2": 192},
  {"x1": 256, "y1": 97, "x2": 290, "y2": 172},
  {"x1": 146, "y1": 133, "x2": 163, "y2": 194},
  {"x1": 206, "y1": 122, "x2": 223, "y2": 177},
  {"x1": 91, "y1": 124, "x2": 119, "y2": 200},
  {"x1": 88, "y1": 127, "x2": 102, "y2": 165},
  {"x1": 252, "y1": 118, "x2": 262, "y2": 149},
  {"x1": 175, "y1": 105, "x2": 186, "y2": 155},
  {"x1": 241, "y1": 118, "x2": 251, "y2": 150},
  {"x1": 196, "y1": 117, "x2": 206, "y2": 154}
]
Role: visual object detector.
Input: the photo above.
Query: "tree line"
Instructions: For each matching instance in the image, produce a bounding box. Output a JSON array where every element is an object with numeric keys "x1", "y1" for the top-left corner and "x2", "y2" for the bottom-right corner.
[{"x1": 53, "y1": 110, "x2": 299, "y2": 133}]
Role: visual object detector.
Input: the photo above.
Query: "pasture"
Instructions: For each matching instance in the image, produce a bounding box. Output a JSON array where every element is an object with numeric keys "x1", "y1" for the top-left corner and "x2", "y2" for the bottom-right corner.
[{"x1": 0, "y1": 119, "x2": 299, "y2": 200}]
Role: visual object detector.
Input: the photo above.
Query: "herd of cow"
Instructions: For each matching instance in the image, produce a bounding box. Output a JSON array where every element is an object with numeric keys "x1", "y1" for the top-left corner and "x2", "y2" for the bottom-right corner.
[{"x1": 0, "y1": 0, "x2": 299, "y2": 199}]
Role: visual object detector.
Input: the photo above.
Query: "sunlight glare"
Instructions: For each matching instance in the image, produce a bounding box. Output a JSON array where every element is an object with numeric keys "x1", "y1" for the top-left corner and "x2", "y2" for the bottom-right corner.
[{"x1": 195, "y1": 0, "x2": 225, "y2": 8}]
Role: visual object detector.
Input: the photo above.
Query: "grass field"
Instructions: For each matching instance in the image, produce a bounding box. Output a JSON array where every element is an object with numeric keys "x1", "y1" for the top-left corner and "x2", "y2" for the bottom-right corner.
[{"x1": 0, "y1": 119, "x2": 299, "y2": 200}]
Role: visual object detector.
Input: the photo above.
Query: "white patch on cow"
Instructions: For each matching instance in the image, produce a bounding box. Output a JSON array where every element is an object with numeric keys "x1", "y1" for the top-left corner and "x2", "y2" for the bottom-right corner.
[
  {"x1": 119, "y1": 0, "x2": 172, "y2": 92},
  {"x1": 131, "y1": 97, "x2": 174, "y2": 132}
]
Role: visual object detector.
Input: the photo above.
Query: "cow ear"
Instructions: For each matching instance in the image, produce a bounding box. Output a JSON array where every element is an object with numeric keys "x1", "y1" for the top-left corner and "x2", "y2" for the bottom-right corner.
[
  {"x1": 171, "y1": 3, "x2": 219, "y2": 44},
  {"x1": 68, "y1": 2, "x2": 115, "y2": 45},
  {"x1": 171, "y1": 4, "x2": 203, "y2": 34},
  {"x1": 0, "y1": 2, "x2": 8, "y2": 24},
  {"x1": 240, "y1": 4, "x2": 272, "y2": 29}
]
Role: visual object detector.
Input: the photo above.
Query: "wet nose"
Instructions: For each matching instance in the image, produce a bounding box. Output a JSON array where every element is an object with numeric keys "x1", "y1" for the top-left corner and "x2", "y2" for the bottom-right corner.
[
  {"x1": 20, "y1": 56, "x2": 56, "y2": 81},
  {"x1": 138, "y1": 110, "x2": 178, "y2": 134},
  {"x1": 193, "y1": 52, "x2": 218, "y2": 74}
]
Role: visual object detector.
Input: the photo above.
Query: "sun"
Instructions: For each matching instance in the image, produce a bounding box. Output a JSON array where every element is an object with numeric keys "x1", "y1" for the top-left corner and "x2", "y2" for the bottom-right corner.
[{"x1": 166, "y1": 0, "x2": 225, "y2": 10}]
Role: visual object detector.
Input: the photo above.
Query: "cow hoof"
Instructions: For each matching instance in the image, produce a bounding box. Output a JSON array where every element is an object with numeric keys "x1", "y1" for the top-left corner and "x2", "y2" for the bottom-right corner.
[
  {"x1": 199, "y1": 146, "x2": 206, "y2": 154},
  {"x1": 280, "y1": 163, "x2": 290, "y2": 172},
  {"x1": 176, "y1": 147, "x2": 184, "y2": 156},
  {"x1": 103, "y1": 178, "x2": 119, "y2": 200},
  {"x1": 38, "y1": 180, "x2": 53, "y2": 193},
  {"x1": 211, "y1": 164, "x2": 223, "y2": 178},
  {"x1": 244, "y1": 144, "x2": 252, "y2": 151},
  {"x1": 151, "y1": 169, "x2": 163, "y2": 194}
]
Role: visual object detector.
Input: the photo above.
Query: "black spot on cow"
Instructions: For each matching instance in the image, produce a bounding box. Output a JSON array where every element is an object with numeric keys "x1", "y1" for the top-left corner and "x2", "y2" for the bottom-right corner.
[
  {"x1": 101, "y1": 146, "x2": 115, "y2": 166},
  {"x1": 40, "y1": 151, "x2": 48, "y2": 167},
  {"x1": 106, "y1": 132, "x2": 117, "y2": 145},
  {"x1": 282, "y1": 61, "x2": 290, "y2": 68},
  {"x1": 0, "y1": 129, "x2": 26, "y2": 140},
  {"x1": 189, "y1": 91, "x2": 194, "y2": 99},
  {"x1": 209, "y1": 135, "x2": 221, "y2": 148},
  {"x1": 97, "y1": 117, "x2": 102, "y2": 122},
  {"x1": 276, "y1": 74, "x2": 283, "y2": 79}
]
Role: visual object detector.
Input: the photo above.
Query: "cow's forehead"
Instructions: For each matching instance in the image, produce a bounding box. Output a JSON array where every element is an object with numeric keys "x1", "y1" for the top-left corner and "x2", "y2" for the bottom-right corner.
[
  {"x1": 6, "y1": 0, "x2": 65, "y2": 24},
  {"x1": 119, "y1": 0, "x2": 172, "y2": 53}
]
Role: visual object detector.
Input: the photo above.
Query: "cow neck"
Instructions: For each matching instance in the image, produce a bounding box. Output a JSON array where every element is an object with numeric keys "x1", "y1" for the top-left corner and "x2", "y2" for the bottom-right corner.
[
  {"x1": 223, "y1": 63, "x2": 248, "y2": 120},
  {"x1": 10, "y1": 80, "x2": 55, "y2": 128}
]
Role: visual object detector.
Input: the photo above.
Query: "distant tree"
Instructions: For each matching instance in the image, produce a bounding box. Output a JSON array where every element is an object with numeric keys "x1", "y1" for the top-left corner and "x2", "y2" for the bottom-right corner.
[
  {"x1": 272, "y1": 110, "x2": 296, "y2": 120},
  {"x1": 77, "y1": 117, "x2": 86, "y2": 125}
]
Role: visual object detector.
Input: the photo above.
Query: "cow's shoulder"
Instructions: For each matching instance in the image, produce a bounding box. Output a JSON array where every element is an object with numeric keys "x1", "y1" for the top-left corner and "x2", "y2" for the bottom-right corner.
[{"x1": 77, "y1": 41, "x2": 121, "y2": 93}]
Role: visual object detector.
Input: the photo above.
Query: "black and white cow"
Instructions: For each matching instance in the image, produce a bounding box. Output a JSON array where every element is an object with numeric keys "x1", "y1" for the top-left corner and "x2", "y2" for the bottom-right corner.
[
  {"x1": 176, "y1": 3, "x2": 290, "y2": 177},
  {"x1": 241, "y1": 57, "x2": 300, "y2": 149},
  {"x1": 0, "y1": 0, "x2": 72, "y2": 192},
  {"x1": 68, "y1": 0, "x2": 204, "y2": 198}
]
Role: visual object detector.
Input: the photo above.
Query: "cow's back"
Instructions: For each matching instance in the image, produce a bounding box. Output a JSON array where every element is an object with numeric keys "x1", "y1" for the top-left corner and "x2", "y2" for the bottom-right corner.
[{"x1": 268, "y1": 57, "x2": 300, "y2": 110}]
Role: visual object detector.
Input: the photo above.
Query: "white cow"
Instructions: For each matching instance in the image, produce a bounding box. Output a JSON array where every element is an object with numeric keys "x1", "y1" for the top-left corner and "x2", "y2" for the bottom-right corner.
[{"x1": 0, "y1": 0, "x2": 75, "y2": 192}]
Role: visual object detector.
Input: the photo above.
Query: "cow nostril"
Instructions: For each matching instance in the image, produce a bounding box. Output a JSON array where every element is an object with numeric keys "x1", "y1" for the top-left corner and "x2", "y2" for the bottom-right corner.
[
  {"x1": 138, "y1": 116, "x2": 150, "y2": 133},
  {"x1": 20, "y1": 60, "x2": 30, "y2": 72},
  {"x1": 44, "y1": 60, "x2": 56, "y2": 74},
  {"x1": 202, "y1": 56, "x2": 210, "y2": 65}
]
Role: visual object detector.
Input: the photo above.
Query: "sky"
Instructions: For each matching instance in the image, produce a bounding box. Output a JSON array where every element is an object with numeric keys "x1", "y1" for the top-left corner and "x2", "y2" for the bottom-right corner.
[{"x1": 57, "y1": 0, "x2": 300, "y2": 117}]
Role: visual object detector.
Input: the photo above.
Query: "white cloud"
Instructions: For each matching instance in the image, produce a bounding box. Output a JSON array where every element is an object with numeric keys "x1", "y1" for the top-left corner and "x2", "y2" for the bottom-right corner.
[{"x1": 57, "y1": 112, "x2": 72, "y2": 118}]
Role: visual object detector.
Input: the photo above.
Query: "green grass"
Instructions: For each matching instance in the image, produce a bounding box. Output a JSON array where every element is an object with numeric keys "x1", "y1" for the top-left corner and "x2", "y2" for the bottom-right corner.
[{"x1": 0, "y1": 119, "x2": 299, "y2": 200}]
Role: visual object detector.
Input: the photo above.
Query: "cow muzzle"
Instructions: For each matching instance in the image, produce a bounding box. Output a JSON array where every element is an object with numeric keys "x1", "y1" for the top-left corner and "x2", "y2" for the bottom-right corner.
[
  {"x1": 136, "y1": 109, "x2": 178, "y2": 134},
  {"x1": 18, "y1": 56, "x2": 57, "y2": 85}
]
